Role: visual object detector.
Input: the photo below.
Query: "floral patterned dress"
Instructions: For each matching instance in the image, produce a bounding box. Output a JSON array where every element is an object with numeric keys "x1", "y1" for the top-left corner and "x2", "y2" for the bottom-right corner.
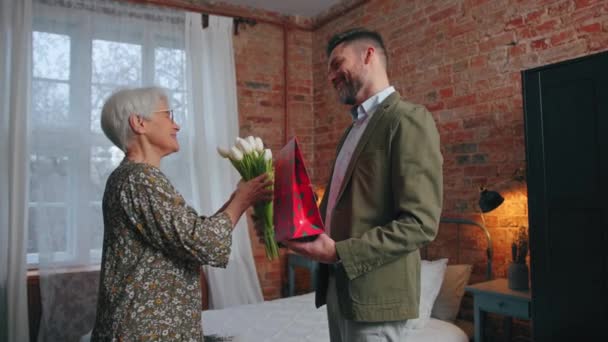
[{"x1": 91, "y1": 159, "x2": 232, "y2": 341}]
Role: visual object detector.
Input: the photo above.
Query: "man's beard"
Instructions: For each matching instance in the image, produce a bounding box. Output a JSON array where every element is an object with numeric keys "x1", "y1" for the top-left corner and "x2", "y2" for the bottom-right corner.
[{"x1": 336, "y1": 76, "x2": 362, "y2": 105}]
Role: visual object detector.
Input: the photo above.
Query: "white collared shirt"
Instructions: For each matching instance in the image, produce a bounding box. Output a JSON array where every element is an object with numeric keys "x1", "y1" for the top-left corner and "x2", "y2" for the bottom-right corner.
[{"x1": 324, "y1": 86, "x2": 395, "y2": 235}]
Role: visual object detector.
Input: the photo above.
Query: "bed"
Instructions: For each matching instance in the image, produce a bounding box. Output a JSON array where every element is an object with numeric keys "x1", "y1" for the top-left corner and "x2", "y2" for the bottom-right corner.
[
  {"x1": 201, "y1": 292, "x2": 468, "y2": 342},
  {"x1": 200, "y1": 217, "x2": 491, "y2": 342},
  {"x1": 80, "y1": 217, "x2": 489, "y2": 342}
]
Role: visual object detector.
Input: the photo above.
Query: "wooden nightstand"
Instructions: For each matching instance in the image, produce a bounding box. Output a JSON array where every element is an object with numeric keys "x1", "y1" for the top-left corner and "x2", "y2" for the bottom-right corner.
[
  {"x1": 287, "y1": 253, "x2": 318, "y2": 296},
  {"x1": 465, "y1": 278, "x2": 531, "y2": 342}
]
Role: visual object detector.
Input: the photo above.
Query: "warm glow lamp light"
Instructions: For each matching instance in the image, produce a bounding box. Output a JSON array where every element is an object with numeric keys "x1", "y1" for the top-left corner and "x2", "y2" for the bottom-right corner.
[{"x1": 439, "y1": 168, "x2": 526, "y2": 280}]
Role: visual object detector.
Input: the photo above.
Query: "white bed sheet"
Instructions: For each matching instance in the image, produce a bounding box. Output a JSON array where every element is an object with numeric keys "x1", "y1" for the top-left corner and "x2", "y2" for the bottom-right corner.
[
  {"x1": 80, "y1": 292, "x2": 468, "y2": 342},
  {"x1": 202, "y1": 292, "x2": 469, "y2": 342}
]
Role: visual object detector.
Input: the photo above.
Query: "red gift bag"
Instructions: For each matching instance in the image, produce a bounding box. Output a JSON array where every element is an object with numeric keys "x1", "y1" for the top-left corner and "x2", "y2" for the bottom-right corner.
[{"x1": 273, "y1": 137, "x2": 325, "y2": 242}]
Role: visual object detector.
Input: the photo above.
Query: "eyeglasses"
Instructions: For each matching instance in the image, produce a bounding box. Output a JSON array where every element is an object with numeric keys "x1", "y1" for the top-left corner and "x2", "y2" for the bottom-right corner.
[{"x1": 151, "y1": 109, "x2": 175, "y2": 123}]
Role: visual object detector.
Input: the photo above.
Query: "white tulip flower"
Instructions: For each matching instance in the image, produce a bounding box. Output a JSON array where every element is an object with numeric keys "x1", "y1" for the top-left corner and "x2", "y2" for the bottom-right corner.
[
  {"x1": 263, "y1": 148, "x2": 272, "y2": 161},
  {"x1": 254, "y1": 137, "x2": 264, "y2": 152},
  {"x1": 235, "y1": 137, "x2": 253, "y2": 154},
  {"x1": 229, "y1": 146, "x2": 244, "y2": 161},
  {"x1": 246, "y1": 136, "x2": 256, "y2": 149},
  {"x1": 217, "y1": 146, "x2": 231, "y2": 159}
]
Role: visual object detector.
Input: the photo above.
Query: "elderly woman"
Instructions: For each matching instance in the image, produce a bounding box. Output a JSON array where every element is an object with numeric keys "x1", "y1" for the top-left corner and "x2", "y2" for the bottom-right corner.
[{"x1": 91, "y1": 86, "x2": 271, "y2": 341}]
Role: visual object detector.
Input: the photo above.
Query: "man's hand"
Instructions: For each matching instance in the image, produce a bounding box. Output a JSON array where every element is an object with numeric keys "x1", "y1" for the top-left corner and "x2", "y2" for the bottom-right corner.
[{"x1": 282, "y1": 233, "x2": 338, "y2": 264}]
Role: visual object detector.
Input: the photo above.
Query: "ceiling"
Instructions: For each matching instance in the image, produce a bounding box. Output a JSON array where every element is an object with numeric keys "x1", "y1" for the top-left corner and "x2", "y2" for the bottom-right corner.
[{"x1": 212, "y1": 0, "x2": 344, "y2": 18}]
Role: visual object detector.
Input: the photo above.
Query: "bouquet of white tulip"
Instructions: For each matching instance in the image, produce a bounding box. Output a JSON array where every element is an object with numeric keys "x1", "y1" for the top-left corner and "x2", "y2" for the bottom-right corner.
[{"x1": 217, "y1": 136, "x2": 279, "y2": 260}]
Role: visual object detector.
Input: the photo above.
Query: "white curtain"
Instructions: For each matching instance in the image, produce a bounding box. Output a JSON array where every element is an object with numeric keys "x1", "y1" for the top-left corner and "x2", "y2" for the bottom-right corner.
[
  {"x1": 29, "y1": 1, "x2": 185, "y2": 341},
  {"x1": 0, "y1": 1, "x2": 33, "y2": 341},
  {"x1": 185, "y1": 13, "x2": 263, "y2": 309}
]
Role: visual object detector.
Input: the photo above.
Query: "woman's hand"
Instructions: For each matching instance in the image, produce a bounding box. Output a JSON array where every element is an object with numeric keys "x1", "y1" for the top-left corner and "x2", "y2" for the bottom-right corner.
[
  {"x1": 234, "y1": 173, "x2": 273, "y2": 206},
  {"x1": 223, "y1": 174, "x2": 273, "y2": 226}
]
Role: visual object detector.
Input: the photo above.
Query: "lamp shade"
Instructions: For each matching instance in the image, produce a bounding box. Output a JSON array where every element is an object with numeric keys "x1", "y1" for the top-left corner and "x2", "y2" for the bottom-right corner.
[{"x1": 479, "y1": 189, "x2": 504, "y2": 213}]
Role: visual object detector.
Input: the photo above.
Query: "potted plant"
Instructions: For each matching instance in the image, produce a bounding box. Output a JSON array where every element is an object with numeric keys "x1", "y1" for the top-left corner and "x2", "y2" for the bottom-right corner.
[{"x1": 508, "y1": 226, "x2": 529, "y2": 290}]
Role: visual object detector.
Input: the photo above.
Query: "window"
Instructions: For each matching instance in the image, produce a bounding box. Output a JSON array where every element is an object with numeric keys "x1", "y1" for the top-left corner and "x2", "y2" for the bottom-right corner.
[{"x1": 29, "y1": 3, "x2": 187, "y2": 266}]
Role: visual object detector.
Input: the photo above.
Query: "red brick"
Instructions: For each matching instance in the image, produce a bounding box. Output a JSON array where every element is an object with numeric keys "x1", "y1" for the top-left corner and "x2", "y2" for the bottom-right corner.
[
  {"x1": 448, "y1": 44, "x2": 479, "y2": 60},
  {"x1": 525, "y1": 9, "x2": 545, "y2": 23},
  {"x1": 438, "y1": 121, "x2": 462, "y2": 132},
  {"x1": 446, "y1": 94, "x2": 477, "y2": 109},
  {"x1": 539, "y1": 40, "x2": 588, "y2": 62},
  {"x1": 477, "y1": 86, "x2": 516, "y2": 103},
  {"x1": 531, "y1": 38, "x2": 549, "y2": 50},
  {"x1": 587, "y1": 35, "x2": 608, "y2": 51},
  {"x1": 431, "y1": 75, "x2": 453, "y2": 87},
  {"x1": 440, "y1": 87, "x2": 454, "y2": 98},
  {"x1": 468, "y1": 0, "x2": 489, "y2": 7},
  {"x1": 479, "y1": 32, "x2": 517, "y2": 52},
  {"x1": 575, "y1": 0, "x2": 603, "y2": 10},
  {"x1": 426, "y1": 102, "x2": 445, "y2": 111},
  {"x1": 472, "y1": 103, "x2": 490, "y2": 115},
  {"x1": 453, "y1": 59, "x2": 469, "y2": 72},
  {"x1": 534, "y1": 19, "x2": 560, "y2": 34},
  {"x1": 429, "y1": 5, "x2": 459, "y2": 23},
  {"x1": 448, "y1": 19, "x2": 477, "y2": 37},
  {"x1": 508, "y1": 44, "x2": 527, "y2": 57},
  {"x1": 548, "y1": 0, "x2": 574, "y2": 16},
  {"x1": 516, "y1": 27, "x2": 536, "y2": 39},
  {"x1": 464, "y1": 165, "x2": 498, "y2": 177},
  {"x1": 580, "y1": 22, "x2": 602, "y2": 33},
  {"x1": 463, "y1": 115, "x2": 494, "y2": 128},
  {"x1": 447, "y1": 130, "x2": 475, "y2": 143},
  {"x1": 550, "y1": 30, "x2": 576, "y2": 45},
  {"x1": 505, "y1": 16, "x2": 525, "y2": 29}
]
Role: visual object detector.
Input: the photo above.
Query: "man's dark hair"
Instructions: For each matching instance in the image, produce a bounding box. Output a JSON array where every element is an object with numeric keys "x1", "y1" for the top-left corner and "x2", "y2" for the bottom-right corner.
[{"x1": 326, "y1": 28, "x2": 388, "y2": 66}]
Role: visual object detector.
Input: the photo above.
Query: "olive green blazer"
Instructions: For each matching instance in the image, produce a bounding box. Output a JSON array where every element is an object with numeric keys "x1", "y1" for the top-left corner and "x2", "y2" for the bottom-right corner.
[{"x1": 315, "y1": 92, "x2": 443, "y2": 322}]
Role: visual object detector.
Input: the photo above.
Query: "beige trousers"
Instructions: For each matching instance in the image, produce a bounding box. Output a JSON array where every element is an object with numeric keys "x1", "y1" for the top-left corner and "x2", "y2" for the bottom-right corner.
[{"x1": 326, "y1": 274, "x2": 410, "y2": 342}]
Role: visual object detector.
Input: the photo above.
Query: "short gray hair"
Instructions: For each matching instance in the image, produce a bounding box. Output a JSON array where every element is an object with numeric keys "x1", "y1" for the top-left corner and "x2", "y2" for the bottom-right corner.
[{"x1": 100, "y1": 86, "x2": 169, "y2": 152}]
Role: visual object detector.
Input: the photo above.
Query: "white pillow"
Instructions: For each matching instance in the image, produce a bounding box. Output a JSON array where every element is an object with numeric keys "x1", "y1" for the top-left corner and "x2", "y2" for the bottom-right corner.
[
  {"x1": 405, "y1": 258, "x2": 448, "y2": 329},
  {"x1": 431, "y1": 264, "x2": 473, "y2": 322}
]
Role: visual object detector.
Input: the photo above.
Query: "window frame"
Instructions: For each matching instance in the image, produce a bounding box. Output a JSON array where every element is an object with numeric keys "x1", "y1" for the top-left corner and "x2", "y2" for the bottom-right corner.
[{"x1": 28, "y1": 6, "x2": 189, "y2": 268}]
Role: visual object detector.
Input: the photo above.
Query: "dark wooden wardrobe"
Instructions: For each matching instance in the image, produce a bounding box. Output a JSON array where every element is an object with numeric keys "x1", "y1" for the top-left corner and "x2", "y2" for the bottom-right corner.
[{"x1": 523, "y1": 51, "x2": 608, "y2": 341}]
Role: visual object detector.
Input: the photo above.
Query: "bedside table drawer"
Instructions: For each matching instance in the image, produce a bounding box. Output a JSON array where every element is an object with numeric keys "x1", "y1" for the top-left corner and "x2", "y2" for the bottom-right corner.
[{"x1": 476, "y1": 293, "x2": 531, "y2": 319}]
